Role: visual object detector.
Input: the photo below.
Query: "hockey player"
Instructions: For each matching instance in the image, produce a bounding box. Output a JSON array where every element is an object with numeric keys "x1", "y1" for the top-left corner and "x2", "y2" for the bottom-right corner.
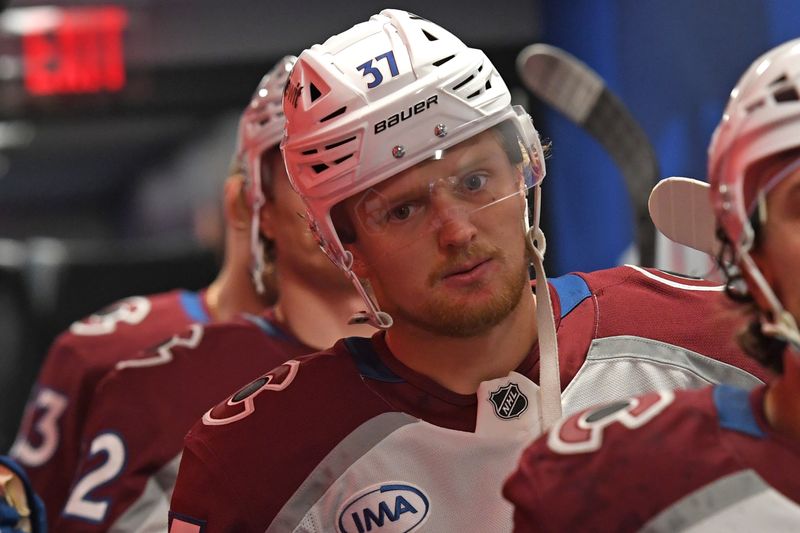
[
  {"x1": 169, "y1": 10, "x2": 771, "y2": 531},
  {"x1": 13, "y1": 57, "x2": 286, "y2": 525},
  {"x1": 504, "y1": 38, "x2": 800, "y2": 531},
  {"x1": 49, "y1": 57, "x2": 375, "y2": 532}
]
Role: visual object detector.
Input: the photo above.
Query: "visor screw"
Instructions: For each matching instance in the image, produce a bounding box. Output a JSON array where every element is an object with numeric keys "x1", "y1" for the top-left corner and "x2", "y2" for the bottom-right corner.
[
  {"x1": 722, "y1": 201, "x2": 732, "y2": 211},
  {"x1": 434, "y1": 123, "x2": 448, "y2": 138},
  {"x1": 392, "y1": 145, "x2": 406, "y2": 158}
]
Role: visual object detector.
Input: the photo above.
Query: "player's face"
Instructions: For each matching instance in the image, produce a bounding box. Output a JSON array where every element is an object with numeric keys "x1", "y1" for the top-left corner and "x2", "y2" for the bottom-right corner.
[
  {"x1": 261, "y1": 153, "x2": 350, "y2": 288},
  {"x1": 344, "y1": 129, "x2": 531, "y2": 337},
  {"x1": 752, "y1": 164, "x2": 800, "y2": 324}
]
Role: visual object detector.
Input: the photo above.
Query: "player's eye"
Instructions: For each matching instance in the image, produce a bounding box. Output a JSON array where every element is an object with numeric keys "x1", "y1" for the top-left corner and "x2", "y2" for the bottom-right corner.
[
  {"x1": 459, "y1": 173, "x2": 489, "y2": 193},
  {"x1": 388, "y1": 203, "x2": 417, "y2": 222}
]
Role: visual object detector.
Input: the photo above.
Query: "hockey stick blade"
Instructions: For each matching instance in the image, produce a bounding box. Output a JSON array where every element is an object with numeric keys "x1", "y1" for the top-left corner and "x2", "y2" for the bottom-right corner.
[
  {"x1": 517, "y1": 43, "x2": 660, "y2": 267},
  {"x1": 648, "y1": 177, "x2": 718, "y2": 257}
]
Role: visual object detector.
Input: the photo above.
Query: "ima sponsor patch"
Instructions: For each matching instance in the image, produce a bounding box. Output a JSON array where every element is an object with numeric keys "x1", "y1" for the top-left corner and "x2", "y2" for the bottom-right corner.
[
  {"x1": 337, "y1": 482, "x2": 430, "y2": 533},
  {"x1": 489, "y1": 382, "x2": 528, "y2": 420}
]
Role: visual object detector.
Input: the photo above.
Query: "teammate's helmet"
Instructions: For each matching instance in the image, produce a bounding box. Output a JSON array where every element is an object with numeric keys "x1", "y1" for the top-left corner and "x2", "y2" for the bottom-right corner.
[
  {"x1": 708, "y1": 38, "x2": 800, "y2": 348},
  {"x1": 237, "y1": 55, "x2": 297, "y2": 294},
  {"x1": 282, "y1": 9, "x2": 546, "y2": 327}
]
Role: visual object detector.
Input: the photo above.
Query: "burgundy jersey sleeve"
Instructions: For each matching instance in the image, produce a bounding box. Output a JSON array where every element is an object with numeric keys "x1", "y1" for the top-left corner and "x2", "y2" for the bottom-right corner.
[
  {"x1": 169, "y1": 346, "x2": 394, "y2": 532},
  {"x1": 10, "y1": 290, "x2": 209, "y2": 526},
  {"x1": 504, "y1": 387, "x2": 741, "y2": 532},
  {"x1": 53, "y1": 315, "x2": 315, "y2": 532}
]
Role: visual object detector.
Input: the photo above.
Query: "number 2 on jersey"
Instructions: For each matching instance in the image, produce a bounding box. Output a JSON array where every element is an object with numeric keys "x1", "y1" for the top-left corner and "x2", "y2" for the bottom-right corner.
[{"x1": 63, "y1": 432, "x2": 126, "y2": 523}]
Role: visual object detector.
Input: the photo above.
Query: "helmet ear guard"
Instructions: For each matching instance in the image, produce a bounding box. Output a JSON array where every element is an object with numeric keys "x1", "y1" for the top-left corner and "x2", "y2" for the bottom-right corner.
[{"x1": 237, "y1": 55, "x2": 297, "y2": 295}]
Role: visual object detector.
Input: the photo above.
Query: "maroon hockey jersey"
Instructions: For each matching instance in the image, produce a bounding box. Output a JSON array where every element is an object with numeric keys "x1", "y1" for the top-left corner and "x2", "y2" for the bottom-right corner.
[
  {"x1": 169, "y1": 266, "x2": 771, "y2": 532},
  {"x1": 504, "y1": 383, "x2": 800, "y2": 531},
  {"x1": 10, "y1": 290, "x2": 211, "y2": 527},
  {"x1": 52, "y1": 310, "x2": 315, "y2": 532}
]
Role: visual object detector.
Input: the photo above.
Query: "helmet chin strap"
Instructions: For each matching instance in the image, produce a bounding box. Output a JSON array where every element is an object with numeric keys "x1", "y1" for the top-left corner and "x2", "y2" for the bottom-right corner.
[
  {"x1": 740, "y1": 193, "x2": 800, "y2": 352},
  {"x1": 739, "y1": 251, "x2": 800, "y2": 352},
  {"x1": 341, "y1": 251, "x2": 394, "y2": 329},
  {"x1": 526, "y1": 184, "x2": 562, "y2": 431},
  {"x1": 250, "y1": 212, "x2": 267, "y2": 295}
]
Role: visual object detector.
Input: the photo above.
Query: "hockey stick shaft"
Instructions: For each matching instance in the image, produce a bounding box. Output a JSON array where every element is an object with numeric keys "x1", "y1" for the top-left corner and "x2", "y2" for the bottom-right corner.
[{"x1": 517, "y1": 44, "x2": 659, "y2": 267}]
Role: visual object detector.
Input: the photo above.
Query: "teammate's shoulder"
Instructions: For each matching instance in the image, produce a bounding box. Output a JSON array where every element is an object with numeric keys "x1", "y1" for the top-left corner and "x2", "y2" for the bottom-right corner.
[
  {"x1": 57, "y1": 289, "x2": 186, "y2": 343},
  {"x1": 576, "y1": 265, "x2": 724, "y2": 294},
  {"x1": 543, "y1": 387, "x2": 716, "y2": 458},
  {"x1": 194, "y1": 338, "x2": 382, "y2": 434}
]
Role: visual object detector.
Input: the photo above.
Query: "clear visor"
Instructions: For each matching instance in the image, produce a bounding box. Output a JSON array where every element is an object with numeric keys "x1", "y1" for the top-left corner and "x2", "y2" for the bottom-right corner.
[{"x1": 335, "y1": 114, "x2": 545, "y2": 268}]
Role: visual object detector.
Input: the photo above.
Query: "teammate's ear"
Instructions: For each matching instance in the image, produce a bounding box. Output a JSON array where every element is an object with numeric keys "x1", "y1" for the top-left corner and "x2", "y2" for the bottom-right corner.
[
  {"x1": 223, "y1": 174, "x2": 250, "y2": 231},
  {"x1": 259, "y1": 199, "x2": 276, "y2": 241}
]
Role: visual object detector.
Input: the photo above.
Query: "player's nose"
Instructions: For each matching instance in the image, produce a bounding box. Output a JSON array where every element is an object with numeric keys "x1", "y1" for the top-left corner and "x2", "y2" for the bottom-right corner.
[{"x1": 433, "y1": 198, "x2": 477, "y2": 249}]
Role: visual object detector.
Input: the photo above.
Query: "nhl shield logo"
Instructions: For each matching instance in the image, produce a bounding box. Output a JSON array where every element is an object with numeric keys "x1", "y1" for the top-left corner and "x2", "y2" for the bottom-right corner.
[{"x1": 489, "y1": 382, "x2": 528, "y2": 420}]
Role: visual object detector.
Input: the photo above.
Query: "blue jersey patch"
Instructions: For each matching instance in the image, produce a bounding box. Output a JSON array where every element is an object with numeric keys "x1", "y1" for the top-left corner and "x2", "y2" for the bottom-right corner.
[
  {"x1": 179, "y1": 291, "x2": 211, "y2": 324},
  {"x1": 345, "y1": 337, "x2": 404, "y2": 383},
  {"x1": 714, "y1": 384, "x2": 764, "y2": 439},
  {"x1": 548, "y1": 274, "x2": 591, "y2": 319}
]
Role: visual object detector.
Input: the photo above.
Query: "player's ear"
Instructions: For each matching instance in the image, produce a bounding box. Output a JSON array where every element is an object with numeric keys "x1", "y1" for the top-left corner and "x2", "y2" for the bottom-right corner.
[
  {"x1": 223, "y1": 174, "x2": 250, "y2": 231},
  {"x1": 259, "y1": 198, "x2": 277, "y2": 241}
]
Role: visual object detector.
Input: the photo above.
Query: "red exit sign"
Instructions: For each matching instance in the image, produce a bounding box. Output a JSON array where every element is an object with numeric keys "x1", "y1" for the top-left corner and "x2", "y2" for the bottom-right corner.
[{"x1": 22, "y1": 6, "x2": 128, "y2": 96}]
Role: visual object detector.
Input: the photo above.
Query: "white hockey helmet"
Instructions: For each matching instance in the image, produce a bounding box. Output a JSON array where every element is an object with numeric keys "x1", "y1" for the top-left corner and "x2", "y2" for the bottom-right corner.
[
  {"x1": 281, "y1": 9, "x2": 546, "y2": 325},
  {"x1": 237, "y1": 55, "x2": 297, "y2": 294},
  {"x1": 708, "y1": 37, "x2": 800, "y2": 348}
]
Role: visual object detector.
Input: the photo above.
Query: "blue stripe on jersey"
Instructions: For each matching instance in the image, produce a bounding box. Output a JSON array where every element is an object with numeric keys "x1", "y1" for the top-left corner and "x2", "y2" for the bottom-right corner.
[
  {"x1": 548, "y1": 274, "x2": 591, "y2": 319},
  {"x1": 713, "y1": 384, "x2": 765, "y2": 439},
  {"x1": 240, "y1": 313, "x2": 294, "y2": 343},
  {"x1": 345, "y1": 337, "x2": 404, "y2": 383},
  {"x1": 179, "y1": 291, "x2": 211, "y2": 323}
]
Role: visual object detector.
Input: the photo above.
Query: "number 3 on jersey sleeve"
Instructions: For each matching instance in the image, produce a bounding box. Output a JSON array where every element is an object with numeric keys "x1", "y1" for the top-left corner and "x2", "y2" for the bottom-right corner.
[
  {"x1": 548, "y1": 390, "x2": 675, "y2": 455},
  {"x1": 202, "y1": 360, "x2": 300, "y2": 426},
  {"x1": 10, "y1": 388, "x2": 68, "y2": 467},
  {"x1": 62, "y1": 432, "x2": 126, "y2": 523},
  {"x1": 69, "y1": 297, "x2": 152, "y2": 336}
]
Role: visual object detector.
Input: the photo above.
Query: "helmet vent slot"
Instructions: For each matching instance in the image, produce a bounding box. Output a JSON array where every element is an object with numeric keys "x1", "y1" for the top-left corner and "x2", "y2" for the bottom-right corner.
[
  {"x1": 309, "y1": 83, "x2": 323, "y2": 102},
  {"x1": 485, "y1": 80, "x2": 492, "y2": 90},
  {"x1": 774, "y1": 86, "x2": 799, "y2": 103},
  {"x1": 320, "y1": 106, "x2": 347, "y2": 123},
  {"x1": 745, "y1": 99, "x2": 765, "y2": 113},
  {"x1": 312, "y1": 163, "x2": 329, "y2": 173},
  {"x1": 302, "y1": 148, "x2": 318, "y2": 155},
  {"x1": 422, "y1": 29, "x2": 438, "y2": 41},
  {"x1": 334, "y1": 154, "x2": 354, "y2": 165},
  {"x1": 452, "y1": 74, "x2": 475, "y2": 91},
  {"x1": 325, "y1": 136, "x2": 357, "y2": 150},
  {"x1": 769, "y1": 74, "x2": 788, "y2": 87},
  {"x1": 433, "y1": 55, "x2": 455, "y2": 67},
  {"x1": 467, "y1": 89, "x2": 482, "y2": 99}
]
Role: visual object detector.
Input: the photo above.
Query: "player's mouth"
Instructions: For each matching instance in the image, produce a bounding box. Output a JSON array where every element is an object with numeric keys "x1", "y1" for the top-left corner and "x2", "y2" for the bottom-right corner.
[{"x1": 440, "y1": 257, "x2": 494, "y2": 286}]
